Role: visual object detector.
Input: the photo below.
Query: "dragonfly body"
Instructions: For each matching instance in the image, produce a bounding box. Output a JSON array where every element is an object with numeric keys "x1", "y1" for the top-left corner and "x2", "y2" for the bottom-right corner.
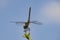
[{"x1": 23, "y1": 7, "x2": 31, "y2": 32}]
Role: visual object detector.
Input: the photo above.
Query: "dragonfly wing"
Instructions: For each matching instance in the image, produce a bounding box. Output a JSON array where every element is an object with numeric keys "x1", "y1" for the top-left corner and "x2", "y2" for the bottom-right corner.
[
  {"x1": 31, "y1": 22, "x2": 42, "y2": 25},
  {"x1": 30, "y1": 21, "x2": 42, "y2": 25},
  {"x1": 11, "y1": 21, "x2": 25, "y2": 24}
]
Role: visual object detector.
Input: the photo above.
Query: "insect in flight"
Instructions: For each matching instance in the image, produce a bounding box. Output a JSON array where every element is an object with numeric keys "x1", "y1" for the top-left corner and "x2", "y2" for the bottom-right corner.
[{"x1": 11, "y1": 6, "x2": 42, "y2": 33}]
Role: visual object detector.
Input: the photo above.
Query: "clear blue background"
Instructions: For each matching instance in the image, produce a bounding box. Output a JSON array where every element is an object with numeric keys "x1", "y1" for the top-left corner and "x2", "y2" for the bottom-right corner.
[{"x1": 0, "y1": 0, "x2": 60, "y2": 40}]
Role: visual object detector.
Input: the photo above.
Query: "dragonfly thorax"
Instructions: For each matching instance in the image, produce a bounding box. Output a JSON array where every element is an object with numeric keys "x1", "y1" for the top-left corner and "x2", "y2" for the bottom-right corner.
[{"x1": 23, "y1": 22, "x2": 29, "y2": 29}]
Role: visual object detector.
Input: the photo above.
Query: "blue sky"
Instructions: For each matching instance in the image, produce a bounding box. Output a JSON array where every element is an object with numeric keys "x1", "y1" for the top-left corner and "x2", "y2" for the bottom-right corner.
[{"x1": 0, "y1": 0, "x2": 60, "y2": 40}]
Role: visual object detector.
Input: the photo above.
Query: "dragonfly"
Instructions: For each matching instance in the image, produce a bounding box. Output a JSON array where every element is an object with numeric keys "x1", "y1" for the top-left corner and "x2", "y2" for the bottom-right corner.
[{"x1": 11, "y1": 6, "x2": 42, "y2": 32}]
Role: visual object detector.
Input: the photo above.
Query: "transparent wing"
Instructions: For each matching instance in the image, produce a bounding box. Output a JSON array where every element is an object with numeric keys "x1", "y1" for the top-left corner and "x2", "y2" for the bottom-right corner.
[
  {"x1": 30, "y1": 21, "x2": 42, "y2": 25},
  {"x1": 11, "y1": 21, "x2": 25, "y2": 24},
  {"x1": 11, "y1": 21, "x2": 42, "y2": 25}
]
